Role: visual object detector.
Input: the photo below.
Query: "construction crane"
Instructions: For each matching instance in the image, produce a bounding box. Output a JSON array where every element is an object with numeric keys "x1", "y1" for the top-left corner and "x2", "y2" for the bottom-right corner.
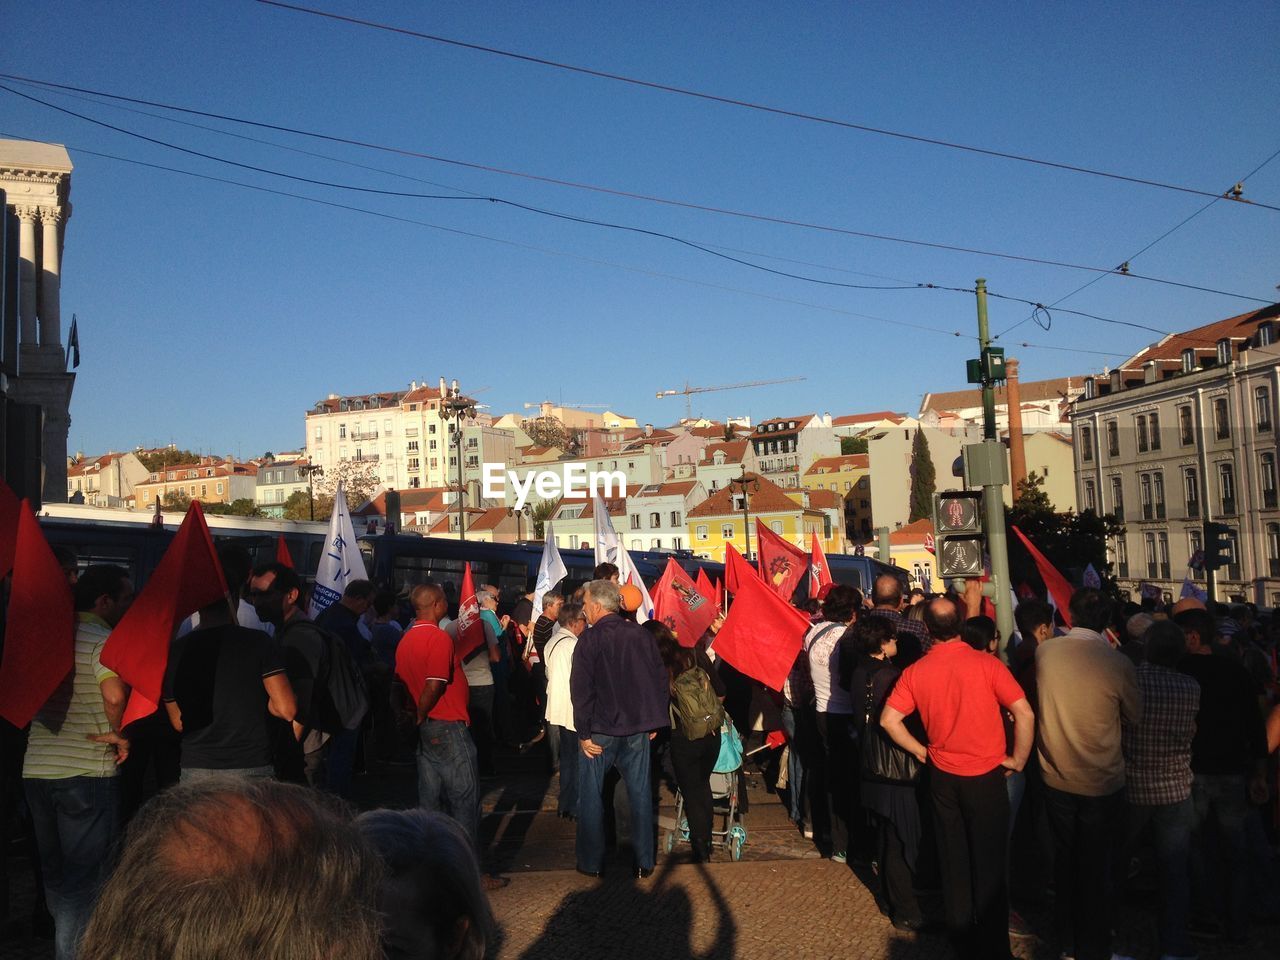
[
  {"x1": 523, "y1": 401, "x2": 611, "y2": 410},
  {"x1": 656, "y1": 376, "x2": 807, "y2": 420}
]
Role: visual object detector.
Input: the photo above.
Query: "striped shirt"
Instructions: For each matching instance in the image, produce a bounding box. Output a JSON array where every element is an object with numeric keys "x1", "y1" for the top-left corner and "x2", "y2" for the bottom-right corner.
[
  {"x1": 1122, "y1": 662, "x2": 1199, "y2": 805},
  {"x1": 24, "y1": 614, "x2": 120, "y2": 780}
]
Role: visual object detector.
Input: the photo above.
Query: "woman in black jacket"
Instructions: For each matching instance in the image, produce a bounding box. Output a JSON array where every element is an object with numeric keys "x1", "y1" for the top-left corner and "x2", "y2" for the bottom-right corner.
[{"x1": 847, "y1": 616, "x2": 926, "y2": 931}]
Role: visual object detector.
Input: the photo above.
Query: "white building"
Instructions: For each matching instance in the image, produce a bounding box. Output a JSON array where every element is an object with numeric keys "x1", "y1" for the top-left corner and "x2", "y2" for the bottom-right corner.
[
  {"x1": 694, "y1": 439, "x2": 758, "y2": 493},
  {"x1": 255, "y1": 455, "x2": 313, "y2": 518},
  {"x1": 66, "y1": 451, "x2": 148, "y2": 507},
  {"x1": 623, "y1": 480, "x2": 708, "y2": 552},
  {"x1": 748, "y1": 414, "x2": 840, "y2": 488}
]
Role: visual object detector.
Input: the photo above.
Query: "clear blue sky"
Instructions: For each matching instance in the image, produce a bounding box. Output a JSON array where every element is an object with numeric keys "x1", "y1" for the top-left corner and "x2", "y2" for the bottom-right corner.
[{"x1": 5, "y1": 0, "x2": 1278, "y2": 458}]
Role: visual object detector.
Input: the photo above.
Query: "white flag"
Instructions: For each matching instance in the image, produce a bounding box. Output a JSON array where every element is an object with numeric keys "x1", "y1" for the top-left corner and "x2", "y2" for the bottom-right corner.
[
  {"x1": 308, "y1": 484, "x2": 368, "y2": 620},
  {"x1": 533, "y1": 522, "x2": 568, "y2": 620},
  {"x1": 591, "y1": 496, "x2": 652, "y2": 622}
]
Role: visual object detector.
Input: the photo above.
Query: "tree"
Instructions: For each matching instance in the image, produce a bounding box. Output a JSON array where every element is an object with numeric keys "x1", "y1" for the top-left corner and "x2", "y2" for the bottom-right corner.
[
  {"x1": 907, "y1": 430, "x2": 935, "y2": 523},
  {"x1": 137, "y1": 448, "x2": 202, "y2": 472},
  {"x1": 530, "y1": 499, "x2": 557, "y2": 540},
  {"x1": 283, "y1": 490, "x2": 332, "y2": 522},
  {"x1": 316, "y1": 460, "x2": 380, "y2": 509},
  {"x1": 840, "y1": 436, "x2": 868, "y2": 455},
  {"x1": 1006, "y1": 471, "x2": 1125, "y2": 602},
  {"x1": 161, "y1": 490, "x2": 191, "y2": 511},
  {"x1": 523, "y1": 416, "x2": 569, "y2": 451}
]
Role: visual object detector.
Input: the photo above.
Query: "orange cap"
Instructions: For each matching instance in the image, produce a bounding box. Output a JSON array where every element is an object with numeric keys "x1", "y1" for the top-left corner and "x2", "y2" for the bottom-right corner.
[{"x1": 619, "y1": 582, "x2": 643, "y2": 612}]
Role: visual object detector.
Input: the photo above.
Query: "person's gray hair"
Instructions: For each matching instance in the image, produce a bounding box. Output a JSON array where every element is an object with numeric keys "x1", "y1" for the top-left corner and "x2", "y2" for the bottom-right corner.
[
  {"x1": 557, "y1": 601, "x2": 586, "y2": 628},
  {"x1": 583, "y1": 579, "x2": 621, "y2": 612},
  {"x1": 80, "y1": 780, "x2": 383, "y2": 960},
  {"x1": 357, "y1": 808, "x2": 496, "y2": 960}
]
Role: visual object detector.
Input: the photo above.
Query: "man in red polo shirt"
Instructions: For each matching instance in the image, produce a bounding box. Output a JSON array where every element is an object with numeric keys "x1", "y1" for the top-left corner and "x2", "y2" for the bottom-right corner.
[
  {"x1": 881, "y1": 595, "x2": 1034, "y2": 960},
  {"x1": 395, "y1": 584, "x2": 476, "y2": 846}
]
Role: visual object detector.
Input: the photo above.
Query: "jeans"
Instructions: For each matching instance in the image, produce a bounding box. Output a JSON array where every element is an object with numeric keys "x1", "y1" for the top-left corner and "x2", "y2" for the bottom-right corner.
[
  {"x1": 24, "y1": 776, "x2": 120, "y2": 960},
  {"x1": 1128, "y1": 797, "x2": 1195, "y2": 957},
  {"x1": 780, "y1": 704, "x2": 805, "y2": 823},
  {"x1": 1005, "y1": 769, "x2": 1025, "y2": 843},
  {"x1": 577, "y1": 732, "x2": 654, "y2": 874},
  {"x1": 416, "y1": 719, "x2": 479, "y2": 850},
  {"x1": 557, "y1": 727, "x2": 579, "y2": 816},
  {"x1": 669, "y1": 731, "x2": 721, "y2": 861},
  {"x1": 547, "y1": 721, "x2": 562, "y2": 773},
  {"x1": 1190, "y1": 773, "x2": 1252, "y2": 938},
  {"x1": 324, "y1": 727, "x2": 360, "y2": 797},
  {"x1": 179, "y1": 765, "x2": 274, "y2": 783},
  {"x1": 1043, "y1": 785, "x2": 1124, "y2": 960},
  {"x1": 468, "y1": 684, "x2": 496, "y2": 775},
  {"x1": 814, "y1": 712, "x2": 856, "y2": 855},
  {"x1": 930, "y1": 766, "x2": 1011, "y2": 960}
]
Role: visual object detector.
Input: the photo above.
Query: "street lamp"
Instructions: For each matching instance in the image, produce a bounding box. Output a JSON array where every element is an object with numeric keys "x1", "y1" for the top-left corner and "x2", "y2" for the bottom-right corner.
[
  {"x1": 299, "y1": 463, "x2": 325, "y2": 521},
  {"x1": 726, "y1": 469, "x2": 760, "y2": 559},
  {"x1": 440, "y1": 378, "x2": 478, "y2": 541},
  {"x1": 507, "y1": 503, "x2": 532, "y2": 543}
]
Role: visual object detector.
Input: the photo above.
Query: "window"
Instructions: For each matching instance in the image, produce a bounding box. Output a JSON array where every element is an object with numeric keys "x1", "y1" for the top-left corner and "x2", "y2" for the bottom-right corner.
[
  {"x1": 200, "y1": 484, "x2": 207, "y2": 498},
  {"x1": 1179, "y1": 406, "x2": 1194, "y2": 445},
  {"x1": 429, "y1": 458, "x2": 438, "y2": 469},
  {"x1": 408, "y1": 458, "x2": 420, "y2": 470},
  {"x1": 1183, "y1": 468, "x2": 1200, "y2": 518},
  {"x1": 1110, "y1": 476, "x2": 1124, "y2": 520},
  {"x1": 339, "y1": 446, "x2": 347, "y2": 460},
  {"x1": 1223, "y1": 528, "x2": 1241, "y2": 580},
  {"x1": 1256, "y1": 386, "x2": 1272, "y2": 432},
  {"x1": 1261, "y1": 453, "x2": 1277, "y2": 508},
  {"x1": 339, "y1": 424, "x2": 347, "y2": 440},
  {"x1": 1189, "y1": 529, "x2": 1204, "y2": 580},
  {"x1": 1114, "y1": 535, "x2": 1128, "y2": 578},
  {"x1": 385, "y1": 443, "x2": 393, "y2": 457},
  {"x1": 672, "y1": 537, "x2": 683, "y2": 550},
  {"x1": 649, "y1": 512, "x2": 661, "y2": 529},
  {"x1": 771, "y1": 521, "x2": 783, "y2": 534},
  {"x1": 721, "y1": 524, "x2": 735, "y2": 540},
  {"x1": 1106, "y1": 421, "x2": 1120, "y2": 457},
  {"x1": 1144, "y1": 532, "x2": 1157, "y2": 579},
  {"x1": 1268, "y1": 523, "x2": 1280, "y2": 577},
  {"x1": 1136, "y1": 415, "x2": 1148, "y2": 453},
  {"x1": 1140, "y1": 474, "x2": 1152, "y2": 520},
  {"x1": 1214, "y1": 397, "x2": 1230, "y2": 440},
  {"x1": 651, "y1": 539, "x2": 662, "y2": 550},
  {"x1": 429, "y1": 440, "x2": 437, "y2": 451},
  {"x1": 568, "y1": 536, "x2": 579, "y2": 549},
  {"x1": 630, "y1": 539, "x2": 642, "y2": 551},
  {"x1": 466, "y1": 456, "x2": 479, "y2": 468},
  {"x1": 1157, "y1": 532, "x2": 1170, "y2": 579},
  {"x1": 314, "y1": 426, "x2": 323, "y2": 443},
  {"x1": 844, "y1": 481, "x2": 852, "y2": 491},
  {"x1": 1083, "y1": 479, "x2": 1096, "y2": 512},
  {"x1": 1153, "y1": 472, "x2": 1165, "y2": 519},
  {"x1": 216, "y1": 483, "x2": 224, "y2": 495},
  {"x1": 1080, "y1": 424, "x2": 1093, "y2": 462},
  {"x1": 670, "y1": 511, "x2": 681, "y2": 527},
  {"x1": 630, "y1": 514, "x2": 641, "y2": 530},
  {"x1": 697, "y1": 525, "x2": 708, "y2": 540},
  {"x1": 467, "y1": 437, "x2": 478, "y2": 448},
  {"x1": 429, "y1": 424, "x2": 436, "y2": 434},
  {"x1": 1149, "y1": 411, "x2": 1160, "y2": 450},
  {"x1": 407, "y1": 441, "x2": 419, "y2": 452},
  {"x1": 1218, "y1": 461, "x2": 1236, "y2": 514}
]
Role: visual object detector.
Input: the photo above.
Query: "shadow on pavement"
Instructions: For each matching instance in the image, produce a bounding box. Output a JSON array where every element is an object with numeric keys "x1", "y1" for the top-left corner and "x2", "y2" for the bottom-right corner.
[{"x1": 513, "y1": 858, "x2": 735, "y2": 960}]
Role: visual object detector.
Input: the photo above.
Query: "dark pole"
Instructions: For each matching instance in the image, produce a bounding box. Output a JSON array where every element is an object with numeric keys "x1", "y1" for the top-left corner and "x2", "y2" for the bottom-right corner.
[{"x1": 728, "y1": 469, "x2": 756, "y2": 559}]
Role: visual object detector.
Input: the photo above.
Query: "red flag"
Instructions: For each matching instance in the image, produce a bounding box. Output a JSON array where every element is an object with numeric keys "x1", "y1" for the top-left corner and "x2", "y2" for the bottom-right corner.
[
  {"x1": 1011, "y1": 525, "x2": 1074, "y2": 629},
  {"x1": 809, "y1": 532, "x2": 833, "y2": 593},
  {"x1": 0, "y1": 502, "x2": 75, "y2": 727},
  {"x1": 711, "y1": 572, "x2": 811, "y2": 691},
  {"x1": 755, "y1": 521, "x2": 807, "y2": 600},
  {"x1": 275, "y1": 534, "x2": 294, "y2": 568},
  {"x1": 455, "y1": 562, "x2": 486, "y2": 657},
  {"x1": 724, "y1": 543, "x2": 759, "y2": 595},
  {"x1": 714, "y1": 577, "x2": 724, "y2": 612},
  {"x1": 653, "y1": 558, "x2": 719, "y2": 648},
  {"x1": 102, "y1": 502, "x2": 228, "y2": 725},
  {"x1": 0, "y1": 474, "x2": 21, "y2": 578},
  {"x1": 765, "y1": 729, "x2": 787, "y2": 749},
  {"x1": 695, "y1": 568, "x2": 715, "y2": 604}
]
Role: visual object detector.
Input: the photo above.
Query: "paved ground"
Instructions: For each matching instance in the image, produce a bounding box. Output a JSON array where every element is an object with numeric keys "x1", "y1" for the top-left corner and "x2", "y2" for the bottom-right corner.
[{"x1": 3, "y1": 740, "x2": 1278, "y2": 959}]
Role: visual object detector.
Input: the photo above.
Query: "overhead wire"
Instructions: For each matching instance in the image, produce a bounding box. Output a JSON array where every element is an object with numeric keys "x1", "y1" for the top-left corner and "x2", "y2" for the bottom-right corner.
[
  {"x1": 252, "y1": 0, "x2": 1280, "y2": 213},
  {"x1": 2, "y1": 77, "x2": 1272, "y2": 306}
]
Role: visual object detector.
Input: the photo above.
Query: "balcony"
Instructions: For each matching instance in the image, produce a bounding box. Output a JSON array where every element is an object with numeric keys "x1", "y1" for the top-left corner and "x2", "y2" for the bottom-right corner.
[
  {"x1": 351, "y1": 431, "x2": 379, "y2": 441},
  {"x1": 353, "y1": 453, "x2": 380, "y2": 462}
]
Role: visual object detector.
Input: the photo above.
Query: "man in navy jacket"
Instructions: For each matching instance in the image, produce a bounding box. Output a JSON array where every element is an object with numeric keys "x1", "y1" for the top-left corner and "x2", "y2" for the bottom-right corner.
[{"x1": 570, "y1": 579, "x2": 669, "y2": 878}]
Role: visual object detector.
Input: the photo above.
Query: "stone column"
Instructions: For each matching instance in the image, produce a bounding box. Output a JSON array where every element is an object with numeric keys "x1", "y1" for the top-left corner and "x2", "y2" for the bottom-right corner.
[
  {"x1": 17, "y1": 205, "x2": 38, "y2": 345},
  {"x1": 39, "y1": 207, "x2": 62, "y2": 348},
  {"x1": 1006, "y1": 358, "x2": 1027, "y2": 495}
]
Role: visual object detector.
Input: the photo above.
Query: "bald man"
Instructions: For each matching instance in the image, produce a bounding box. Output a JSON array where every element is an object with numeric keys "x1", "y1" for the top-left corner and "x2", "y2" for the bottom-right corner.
[{"x1": 395, "y1": 585, "x2": 477, "y2": 848}]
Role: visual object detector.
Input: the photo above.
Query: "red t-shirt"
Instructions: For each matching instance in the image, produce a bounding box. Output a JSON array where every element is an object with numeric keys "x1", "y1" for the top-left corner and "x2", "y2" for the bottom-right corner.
[
  {"x1": 885, "y1": 640, "x2": 1025, "y2": 776},
  {"x1": 395, "y1": 621, "x2": 470, "y2": 724}
]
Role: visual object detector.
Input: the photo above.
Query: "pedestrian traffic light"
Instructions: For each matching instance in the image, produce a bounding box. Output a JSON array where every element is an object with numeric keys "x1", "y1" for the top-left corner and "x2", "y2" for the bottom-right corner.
[
  {"x1": 1203, "y1": 521, "x2": 1232, "y2": 571},
  {"x1": 933, "y1": 491, "x2": 984, "y2": 578}
]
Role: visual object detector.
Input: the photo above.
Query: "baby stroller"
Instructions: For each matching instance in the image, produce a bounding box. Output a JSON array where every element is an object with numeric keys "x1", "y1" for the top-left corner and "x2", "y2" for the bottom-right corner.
[{"x1": 664, "y1": 722, "x2": 749, "y2": 861}]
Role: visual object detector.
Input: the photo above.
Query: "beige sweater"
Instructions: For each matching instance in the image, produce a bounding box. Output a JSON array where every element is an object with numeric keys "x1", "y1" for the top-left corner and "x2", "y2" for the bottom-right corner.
[{"x1": 1035, "y1": 628, "x2": 1142, "y2": 796}]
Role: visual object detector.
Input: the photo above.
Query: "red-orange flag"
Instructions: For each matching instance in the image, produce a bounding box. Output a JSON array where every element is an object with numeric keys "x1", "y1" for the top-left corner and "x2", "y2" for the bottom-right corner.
[
  {"x1": 455, "y1": 562, "x2": 486, "y2": 657},
  {"x1": 695, "y1": 567, "x2": 715, "y2": 604},
  {"x1": 713, "y1": 577, "x2": 724, "y2": 612},
  {"x1": 275, "y1": 534, "x2": 294, "y2": 568},
  {"x1": 711, "y1": 571, "x2": 811, "y2": 692},
  {"x1": 0, "y1": 474, "x2": 21, "y2": 578},
  {"x1": 653, "y1": 558, "x2": 719, "y2": 648},
  {"x1": 755, "y1": 521, "x2": 807, "y2": 600},
  {"x1": 723, "y1": 543, "x2": 758, "y2": 595},
  {"x1": 102, "y1": 502, "x2": 228, "y2": 725},
  {"x1": 0, "y1": 502, "x2": 75, "y2": 727},
  {"x1": 809, "y1": 532, "x2": 833, "y2": 593},
  {"x1": 1011, "y1": 525, "x2": 1074, "y2": 629}
]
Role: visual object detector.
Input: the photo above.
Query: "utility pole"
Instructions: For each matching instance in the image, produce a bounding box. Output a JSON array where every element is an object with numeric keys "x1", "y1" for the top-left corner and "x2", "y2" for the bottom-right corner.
[
  {"x1": 971, "y1": 279, "x2": 1016, "y2": 661},
  {"x1": 727, "y1": 469, "x2": 759, "y2": 560}
]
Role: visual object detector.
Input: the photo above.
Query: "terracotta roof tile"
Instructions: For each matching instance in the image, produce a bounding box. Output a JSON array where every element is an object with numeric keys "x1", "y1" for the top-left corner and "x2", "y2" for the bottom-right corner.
[
  {"x1": 688, "y1": 473, "x2": 809, "y2": 518},
  {"x1": 805, "y1": 454, "x2": 869, "y2": 475},
  {"x1": 832, "y1": 411, "x2": 902, "y2": 426}
]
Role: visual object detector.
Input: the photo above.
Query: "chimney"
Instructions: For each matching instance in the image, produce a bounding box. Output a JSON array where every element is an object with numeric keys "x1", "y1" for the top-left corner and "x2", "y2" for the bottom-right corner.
[
  {"x1": 1006, "y1": 357, "x2": 1027, "y2": 495},
  {"x1": 644, "y1": 423, "x2": 653, "y2": 436}
]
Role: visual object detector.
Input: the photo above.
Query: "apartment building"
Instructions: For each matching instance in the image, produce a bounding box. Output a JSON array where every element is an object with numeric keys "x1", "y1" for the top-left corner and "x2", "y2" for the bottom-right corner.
[
  {"x1": 66, "y1": 451, "x2": 148, "y2": 507},
  {"x1": 748, "y1": 414, "x2": 839, "y2": 489}
]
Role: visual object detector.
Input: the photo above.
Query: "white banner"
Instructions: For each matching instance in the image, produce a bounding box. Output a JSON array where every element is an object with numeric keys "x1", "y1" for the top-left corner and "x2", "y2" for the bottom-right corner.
[{"x1": 308, "y1": 484, "x2": 368, "y2": 619}]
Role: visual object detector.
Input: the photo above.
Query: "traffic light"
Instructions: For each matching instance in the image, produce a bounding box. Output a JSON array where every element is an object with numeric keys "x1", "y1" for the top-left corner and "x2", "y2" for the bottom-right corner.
[
  {"x1": 1203, "y1": 521, "x2": 1232, "y2": 571},
  {"x1": 933, "y1": 491, "x2": 984, "y2": 577}
]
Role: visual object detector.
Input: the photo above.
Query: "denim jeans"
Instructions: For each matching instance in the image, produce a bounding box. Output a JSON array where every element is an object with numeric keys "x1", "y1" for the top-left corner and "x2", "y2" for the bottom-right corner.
[
  {"x1": 1044, "y1": 786, "x2": 1124, "y2": 960},
  {"x1": 577, "y1": 732, "x2": 654, "y2": 874},
  {"x1": 24, "y1": 776, "x2": 120, "y2": 960},
  {"x1": 556, "y1": 726, "x2": 579, "y2": 816},
  {"x1": 417, "y1": 718, "x2": 479, "y2": 850},
  {"x1": 1190, "y1": 773, "x2": 1253, "y2": 938},
  {"x1": 1005, "y1": 769, "x2": 1026, "y2": 842},
  {"x1": 1128, "y1": 797, "x2": 1195, "y2": 957},
  {"x1": 179, "y1": 765, "x2": 274, "y2": 783},
  {"x1": 780, "y1": 704, "x2": 804, "y2": 823}
]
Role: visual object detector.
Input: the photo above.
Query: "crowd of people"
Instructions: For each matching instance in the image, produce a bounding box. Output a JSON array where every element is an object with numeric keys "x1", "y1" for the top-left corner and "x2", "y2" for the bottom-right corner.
[{"x1": 2, "y1": 543, "x2": 1279, "y2": 960}]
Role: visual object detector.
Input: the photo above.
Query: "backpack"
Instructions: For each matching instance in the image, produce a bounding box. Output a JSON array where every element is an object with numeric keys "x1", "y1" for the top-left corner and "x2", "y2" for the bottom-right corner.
[
  {"x1": 670, "y1": 666, "x2": 725, "y2": 741},
  {"x1": 283, "y1": 620, "x2": 370, "y2": 735}
]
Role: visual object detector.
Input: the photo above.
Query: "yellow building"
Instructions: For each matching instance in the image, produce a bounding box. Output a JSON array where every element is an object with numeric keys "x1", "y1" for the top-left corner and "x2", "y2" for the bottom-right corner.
[
  {"x1": 134, "y1": 458, "x2": 259, "y2": 510},
  {"x1": 803, "y1": 453, "x2": 871, "y2": 542},
  {"x1": 871, "y1": 518, "x2": 937, "y2": 591},
  {"x1": 687, "y1": 473, "x2": 833, "y2": 561}
]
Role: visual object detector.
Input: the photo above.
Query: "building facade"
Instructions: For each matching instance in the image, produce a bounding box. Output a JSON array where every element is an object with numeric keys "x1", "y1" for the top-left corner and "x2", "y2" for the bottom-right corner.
[
  {"x1": 134, "y1": 458, "x2": 259, "y2": 511},
  {"x1": 748, "y1": 414, "x2": 839, "y2": 489},
  {"x1": 255, "y1": 456, "x2": 313, "y2": 518},
  {"x1": 66, "y1": 452, "x2": 148, "y2": 507},
  {"x1": 685, "y1": 473, "x2": 834, "y2": 561},
  {"x1": 1071, "y1": 304, "x2": 1280, "y2": 605}
]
